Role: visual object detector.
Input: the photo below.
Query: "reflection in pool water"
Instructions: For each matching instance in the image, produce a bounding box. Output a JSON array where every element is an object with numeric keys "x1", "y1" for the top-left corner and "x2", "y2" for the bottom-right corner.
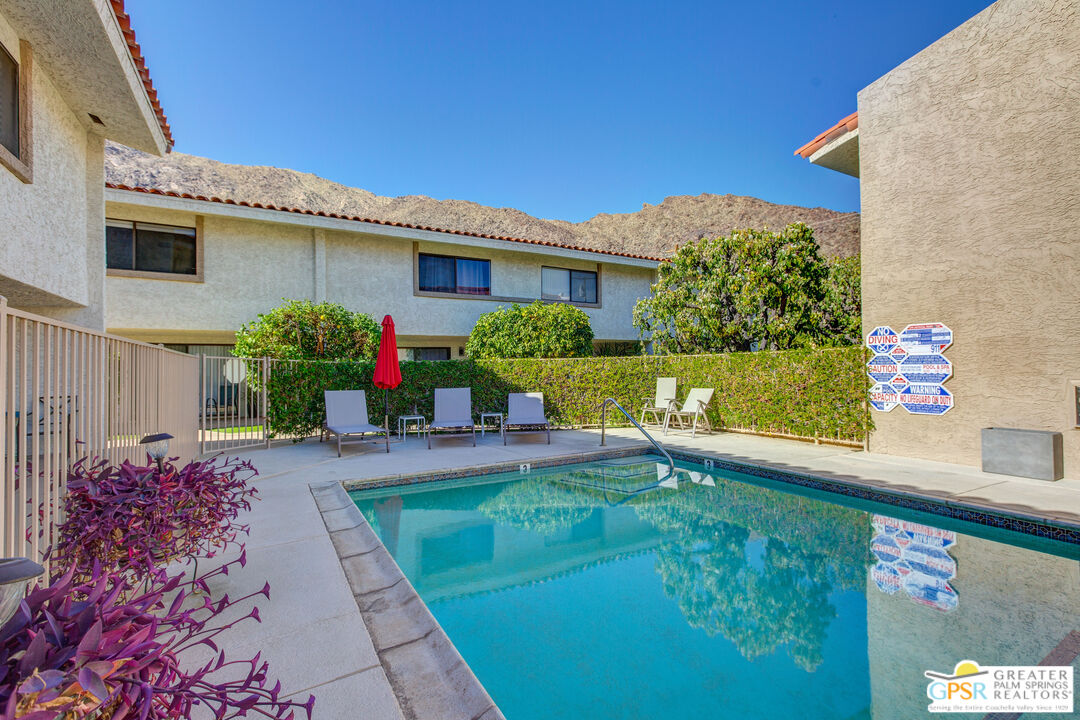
[{"x1": 351, "y1": 457, "x2": 1080, "y2": 720}]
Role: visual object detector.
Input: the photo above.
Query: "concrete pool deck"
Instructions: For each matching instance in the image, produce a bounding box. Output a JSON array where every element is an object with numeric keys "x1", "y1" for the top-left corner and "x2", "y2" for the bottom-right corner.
[{"x1": 204, "y1": 428, "x2": 1080, "y2": 718}]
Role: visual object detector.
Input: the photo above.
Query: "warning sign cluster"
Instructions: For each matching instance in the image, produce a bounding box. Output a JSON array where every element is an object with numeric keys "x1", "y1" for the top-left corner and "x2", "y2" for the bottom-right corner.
[{"x1": 866, "y1": 323, "x2": 953, "y2": 415}]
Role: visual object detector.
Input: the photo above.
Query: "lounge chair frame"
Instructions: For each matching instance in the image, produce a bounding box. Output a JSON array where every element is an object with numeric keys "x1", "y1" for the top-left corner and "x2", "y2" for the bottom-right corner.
[
  {"x1": 640, "y1": 377, "x2": 678, "y2": 427},
  {"x1": 324, "y1": 390, "x2": 390, "y2": 456},
  {"x1": 426, "y1": 387, "x2": 477, "y2": 449},
  {"x1": 663, "y1": 388, "x2": 714, "y2": 439},
  {"x1": 503, "y1": 392, "x2": 551, "y2": 445}
]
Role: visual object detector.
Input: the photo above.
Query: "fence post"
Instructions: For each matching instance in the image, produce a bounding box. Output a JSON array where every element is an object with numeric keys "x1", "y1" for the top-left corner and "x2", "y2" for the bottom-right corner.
[
  {"x1": 262, "y1": 357, "x2": 270, "y2": 450},
  {"x1": 199, "y1": 353, "x2": 206, "y2": 457}
]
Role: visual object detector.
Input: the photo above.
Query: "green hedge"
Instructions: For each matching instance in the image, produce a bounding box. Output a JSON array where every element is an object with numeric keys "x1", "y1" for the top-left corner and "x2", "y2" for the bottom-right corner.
[{"x1": 261, "y1": 346, "x2": 869, "y2": 442}]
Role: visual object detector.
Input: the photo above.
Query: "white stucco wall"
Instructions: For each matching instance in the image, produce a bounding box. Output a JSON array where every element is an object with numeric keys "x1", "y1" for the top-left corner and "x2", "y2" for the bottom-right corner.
[
  {"x1": 104, "y1": 200, "x2": 657, "y2": 346},
  {"x1": 0, "y1": 6, "x2": 105, "y2": 327}
]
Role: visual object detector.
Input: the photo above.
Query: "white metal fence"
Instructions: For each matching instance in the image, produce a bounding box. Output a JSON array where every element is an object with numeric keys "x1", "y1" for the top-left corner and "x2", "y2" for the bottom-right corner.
[{"x1": 0, "y1": 298, "x2": 199, "y2": 561}]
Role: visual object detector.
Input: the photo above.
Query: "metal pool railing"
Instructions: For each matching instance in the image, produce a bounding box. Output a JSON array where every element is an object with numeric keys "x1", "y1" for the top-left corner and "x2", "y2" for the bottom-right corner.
[
  {"x1": 0, "y1": 297, "x2": 199, "y2": 562},
  {"x1": 598, "y1": 397, "x2": 675, "y2": 482}
]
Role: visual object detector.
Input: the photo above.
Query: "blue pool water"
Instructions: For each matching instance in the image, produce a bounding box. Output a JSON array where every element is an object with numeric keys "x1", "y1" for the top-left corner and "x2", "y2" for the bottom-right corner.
[{"x1": 350, "y1": 456, "x2": 1080, "y2": 720}]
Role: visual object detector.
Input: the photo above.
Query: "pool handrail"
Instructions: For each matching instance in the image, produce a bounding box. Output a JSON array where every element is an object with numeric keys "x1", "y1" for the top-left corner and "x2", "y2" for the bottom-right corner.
[{"x1": 598, "y1": 397, "x2": 675, "y2": 482}]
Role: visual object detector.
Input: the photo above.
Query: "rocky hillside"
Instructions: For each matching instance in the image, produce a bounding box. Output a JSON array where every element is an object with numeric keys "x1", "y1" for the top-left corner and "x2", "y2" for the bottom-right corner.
[{"x1": 105, "y1": 143, "x2": 859, "y2": 258}]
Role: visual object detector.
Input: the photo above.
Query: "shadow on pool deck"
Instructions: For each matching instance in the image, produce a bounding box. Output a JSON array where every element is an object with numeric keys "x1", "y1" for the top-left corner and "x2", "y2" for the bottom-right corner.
[{"x1": 198, "y1": 428, "x2": 1080, "y2": 718}]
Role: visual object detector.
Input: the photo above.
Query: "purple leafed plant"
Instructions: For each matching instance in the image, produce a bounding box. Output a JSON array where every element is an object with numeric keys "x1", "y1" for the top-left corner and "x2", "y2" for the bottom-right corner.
[
  {"x1": 54, "y1": 456, "x2": 259, "y2": 583},
  {"x1": 0, "y1": 557, "x2": 313, "y2": 719}
]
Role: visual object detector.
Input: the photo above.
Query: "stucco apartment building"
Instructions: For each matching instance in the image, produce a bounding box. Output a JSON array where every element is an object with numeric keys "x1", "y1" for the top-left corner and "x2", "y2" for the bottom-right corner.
[
  {"x1": 797, "y1": 0, "x2": 1080, "y2": 474},
  {"x1": 0, "y1": 0, "x2": 171, "y2": 328},
  {"x1": 102, "y1": 185, "x2": 659, "y2": 360}
]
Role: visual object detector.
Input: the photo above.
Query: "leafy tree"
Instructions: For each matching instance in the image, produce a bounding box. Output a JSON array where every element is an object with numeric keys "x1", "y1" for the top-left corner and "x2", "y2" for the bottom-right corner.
[
  {"x1": 233, "y1": 299, "x2": 381, "y2": 360},
  {"x1": 821, "y1": 254, "x2": 862, "y2": 347},
  {"x1": 634, "y1": 223, "x2": 859, "y2": 353},
  {"x1": 466, "y1": 301, "x2": 594, "y2": 359}
]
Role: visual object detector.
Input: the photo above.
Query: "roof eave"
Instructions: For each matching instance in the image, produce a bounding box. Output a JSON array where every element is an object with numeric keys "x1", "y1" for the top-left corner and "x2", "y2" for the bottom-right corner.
[
  {"x1": 0, "y1": 0, "x2": 172, "y2": 154},
  {"x1": 806, "y1": 128, "x2": 859, "y2": 178}
]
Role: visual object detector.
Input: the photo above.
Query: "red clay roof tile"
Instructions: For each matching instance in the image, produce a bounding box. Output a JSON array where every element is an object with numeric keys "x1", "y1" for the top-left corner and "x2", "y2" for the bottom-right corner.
[
  {"x1": 108, "y1": 0, "x2": 173, "y2": 150},
  {"x1": 794, "y1": 111, "x2": 857, "y2": 159},
  {"x1": 104, "y1": 183, "x2": 665, "y2": 263}
]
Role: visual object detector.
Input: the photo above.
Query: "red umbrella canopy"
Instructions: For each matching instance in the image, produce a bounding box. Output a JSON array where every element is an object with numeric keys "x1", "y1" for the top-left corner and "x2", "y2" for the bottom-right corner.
[{"x1": 373, "y1": 315, "x2": 402, "y2": 389}]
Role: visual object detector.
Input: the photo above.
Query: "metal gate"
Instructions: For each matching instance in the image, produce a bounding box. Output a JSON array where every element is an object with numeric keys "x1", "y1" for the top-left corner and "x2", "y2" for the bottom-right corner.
[{"x1": 199, "y1": 355, "x2": 269, "y2": 455}]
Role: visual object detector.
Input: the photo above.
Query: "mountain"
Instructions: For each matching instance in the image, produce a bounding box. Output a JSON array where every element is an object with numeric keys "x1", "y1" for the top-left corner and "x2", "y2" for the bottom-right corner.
[{"x1": 104, "y1": 143, "x2": 860, "y2": 259}]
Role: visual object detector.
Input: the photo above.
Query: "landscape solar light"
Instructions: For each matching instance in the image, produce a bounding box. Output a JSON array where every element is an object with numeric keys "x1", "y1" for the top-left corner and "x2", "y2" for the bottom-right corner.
[
  {"x1": 139, "y1": 432, "x2": 174, "y2": 473},
  {"x1": 0, "y1": 557, "x2": 45, "y2": 626}
]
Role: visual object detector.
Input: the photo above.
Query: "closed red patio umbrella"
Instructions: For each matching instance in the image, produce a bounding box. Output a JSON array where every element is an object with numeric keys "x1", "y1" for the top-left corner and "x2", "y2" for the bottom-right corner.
[{"x1": 373, "y1": 315, "x2": 402, "y2": 435}]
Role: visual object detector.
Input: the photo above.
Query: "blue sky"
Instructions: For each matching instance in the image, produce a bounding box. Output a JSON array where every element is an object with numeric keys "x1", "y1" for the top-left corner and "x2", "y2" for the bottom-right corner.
[{"x1": 127, "y1": 0, "x2": 993, "y2": 222}]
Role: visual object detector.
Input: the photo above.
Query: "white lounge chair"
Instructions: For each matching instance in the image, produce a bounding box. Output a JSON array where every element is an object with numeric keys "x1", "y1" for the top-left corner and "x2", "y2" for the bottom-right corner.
[
  {"x1": 324, "y1": 390, "x2": 390, "y2": 456},
  {"x1": 427, "y1": 387, "x2": 476, "y2": 449},
  {"x1": 503, "y1": 392, "x2": 550, "y2": 445},
  {"x1": 663, "y1": 388, "x2": 714, "y2": 438},
  {"x1": 640, "y1": 377, "x2": 677, "y2": 427}
]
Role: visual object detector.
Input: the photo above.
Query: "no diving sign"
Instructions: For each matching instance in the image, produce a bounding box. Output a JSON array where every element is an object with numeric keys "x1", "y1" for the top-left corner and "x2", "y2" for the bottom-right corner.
[{"x1": 867, "y1": 326, "x2": 900, "y2": 354}]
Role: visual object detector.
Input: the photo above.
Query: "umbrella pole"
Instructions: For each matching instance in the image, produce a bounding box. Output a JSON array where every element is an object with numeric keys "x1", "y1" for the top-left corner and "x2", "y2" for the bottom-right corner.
[{"x1": 385, "y1": 388, "x2": 390, "y2": 447}]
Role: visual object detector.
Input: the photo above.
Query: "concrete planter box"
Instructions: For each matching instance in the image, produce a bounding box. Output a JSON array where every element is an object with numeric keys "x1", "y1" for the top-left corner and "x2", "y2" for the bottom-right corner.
[{"x1": 981, "y1": 427, "x2": 1064, "y2": 481}]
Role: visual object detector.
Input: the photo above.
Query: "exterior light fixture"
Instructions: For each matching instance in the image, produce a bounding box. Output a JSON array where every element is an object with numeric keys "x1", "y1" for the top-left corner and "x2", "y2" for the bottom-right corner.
[
  {"x1": 139, "y1": 432, "x2": 174, "y2": 473},
  {"x1": 0, "y1": 557, "x2": 45, "y2": 626}
]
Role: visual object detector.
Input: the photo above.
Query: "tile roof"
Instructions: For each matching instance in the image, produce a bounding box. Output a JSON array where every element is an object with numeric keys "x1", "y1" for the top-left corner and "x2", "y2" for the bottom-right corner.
[
  {"x1": 794, "y1": 111, "x2": 857, "y2": 159},
  {"x1": 108, "y1": 0, "x2": 173, "y2": 150},
  {"x1": 105, "y1": 183, "x2": 665, "y2": 263}
]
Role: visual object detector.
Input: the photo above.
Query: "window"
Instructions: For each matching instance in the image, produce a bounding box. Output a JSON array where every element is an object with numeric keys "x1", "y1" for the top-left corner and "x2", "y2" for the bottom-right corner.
[
  {"x1": 0, "y1": 43, "x2": 17, "y2": 158},
  {"x1": 418, "y1": 253, "x2": 490, "y2": 295},
  {"x1": 0, "y1": 39, "x2": 30, "y2": 182},
  {"x1": 402, "y1": 347, "x2": 451, "y2": 362},
  {"x1": 542, "y1": 267, "x2": 597, "y2": 304},
  {"x1": 106, "y1": 220, "x2": 198, "y2": 276}
]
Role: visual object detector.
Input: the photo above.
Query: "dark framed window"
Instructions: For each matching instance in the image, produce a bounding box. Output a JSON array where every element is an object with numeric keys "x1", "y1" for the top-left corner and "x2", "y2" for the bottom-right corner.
[
  {"x1": 418, "y1": 253, "x2": 490, "y2": 295},
  {"x1": 0, "y1": 38, "x2": 30, "y2": 183},
  {"x1": 542, "y1": 267, "x2": 597, "y2": 304},
  {"x1": 0, "y1": 43, "x2": 18, "y2": 158},
  {"x1": 403, "y1": 347, "x2": 451, "y2": 362},
  {"x1": 106, "y1": 220, "x2": 198, "y2": 275}
]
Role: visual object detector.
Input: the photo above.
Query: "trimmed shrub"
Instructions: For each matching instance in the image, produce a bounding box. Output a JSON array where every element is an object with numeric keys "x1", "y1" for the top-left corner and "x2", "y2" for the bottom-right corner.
[
  {"x1": 234, "y1": 299, "x2": 381, "y2": 361},
  {"x1": 465, "y1": 301, "x2": 594, "y2": 359},
  {"x1": 263, "y1": 346, "x2": 869, "y2": 442}
]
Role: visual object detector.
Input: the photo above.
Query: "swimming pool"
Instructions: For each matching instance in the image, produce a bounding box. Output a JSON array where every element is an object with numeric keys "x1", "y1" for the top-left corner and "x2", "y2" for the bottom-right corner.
[{"x1": 350, "y1": 455, "x2": 1080, "y2": 720}]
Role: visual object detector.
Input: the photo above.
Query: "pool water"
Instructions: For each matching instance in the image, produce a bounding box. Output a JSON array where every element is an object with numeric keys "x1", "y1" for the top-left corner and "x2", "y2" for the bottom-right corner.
[{"x1": 350, "y1": 456, "x2": 1080, "y2": 720}]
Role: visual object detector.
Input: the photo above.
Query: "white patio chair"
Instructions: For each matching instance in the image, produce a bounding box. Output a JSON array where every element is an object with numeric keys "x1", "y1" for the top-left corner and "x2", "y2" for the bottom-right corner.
[
  {"x1": 663, "y1": 388, "x2": 714, "y2": 438},
  {"x1": 640, "y1": 377, "x2": 677, "y2": 427},
  {"x1": 427, "y1": 387, "x2": 476, "y2": 449},
  {"x1": 324, "y1": 390, "x2": 390, "y2": 457},
  {"x1": 504, "y1": 392, "x2": 550, "y2": 445}
]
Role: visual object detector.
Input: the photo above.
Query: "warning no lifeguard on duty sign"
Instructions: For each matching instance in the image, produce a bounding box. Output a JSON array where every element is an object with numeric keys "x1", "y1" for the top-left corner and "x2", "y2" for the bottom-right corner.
[{"x1": 866, "y1": 323, "x2": 953, "y2": 416}]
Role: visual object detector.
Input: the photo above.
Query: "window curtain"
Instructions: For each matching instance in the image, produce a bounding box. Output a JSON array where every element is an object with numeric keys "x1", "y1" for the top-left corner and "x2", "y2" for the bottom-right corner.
[
  {"x1": 456, "y1": 258, "x2": 490, "y2": 295},
  {"x1": 419, "y1": 255, "x2": 455, "y2": 293},
  {"x1": 571, "y1": 271, "x2": 597, "y2": 303}
]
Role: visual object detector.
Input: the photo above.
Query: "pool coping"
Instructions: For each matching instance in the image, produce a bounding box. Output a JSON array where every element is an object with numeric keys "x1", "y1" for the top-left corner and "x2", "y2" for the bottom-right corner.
[
  {"x1": 311, "y1": 480, "x2": 505, "y2": 720},
  {"x1": 340, "y1": 444, "x2": 653, "y2": 492},
  {"x1": 342, "y1": 444, "x2": 1080, "y2": 545}
]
